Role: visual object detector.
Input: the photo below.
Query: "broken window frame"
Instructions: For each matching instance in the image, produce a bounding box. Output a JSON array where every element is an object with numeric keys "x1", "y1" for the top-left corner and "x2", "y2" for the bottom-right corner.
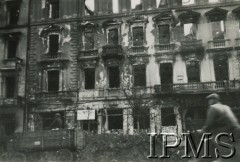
[
  {"x1": 161, "y1": 108, "x2": 176, "y2": 126},
  {"x1": 108, "y1": 66, "x2": 121, "y2": 88},
  {"x1": 186, "y1": 60, "x2": 201, "y2": 83},
  {"x1": 85, "y1": 0, "x2": 95, "y2": 16},
  {"x1": 84, "y1": 68, "x2": 95, "y2": 90},
  {"x1": 211, "y1": 20, "x2": 225, "y2": 40},
  {"x1": 40, "y1": 69, "x2": 63, "y2": 92},
  {"x1": 133, "y1": 64, "x2": 146, "y2": 87},
  {"x1": 48, "y1": 34, "x2": 59, "y2": 54},
  {"x1": 6, "y1": 0, "x2": 21, "y2": 25},
  {"x1": 83, "y1": 27, "x2": 95, "y2": 50},
  {"x1": 48, "y1": 0, "x2": 60, "y2": 19},
  {"x1": 132, "y1": 26, "x2": 144, "y2": 47},
  {"x1": 131, "y1": 0, "x2": 143, "y2": 11}
]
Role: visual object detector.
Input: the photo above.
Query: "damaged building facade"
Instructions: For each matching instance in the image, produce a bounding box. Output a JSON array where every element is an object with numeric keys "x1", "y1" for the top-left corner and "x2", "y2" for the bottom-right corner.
[
  {"x1": 27, "y1": 0, "x2": 240, "y2": 135},
  {"x1": 0, "y1": 0, "x2": 28, "y2": 135}
]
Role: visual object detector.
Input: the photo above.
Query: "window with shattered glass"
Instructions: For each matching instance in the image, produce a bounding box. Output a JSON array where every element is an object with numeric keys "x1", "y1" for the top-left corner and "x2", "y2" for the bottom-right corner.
[
  {"x1": 212, "y1": 20, "x2": 225, "y2": 40},
  {"x1": 186, "y1": 61, "x2": 200, "y2": 83},
  {"x1": 158, "y1": 25, "x2": 170, "y2": 44},
  {"x1": 184, "y1": 23, "x2": 197, "y2": 40},
  {"x1": 133, "y1": 65, "x2": 146, "y2": 87},
  {"x1": 131, "y1": 0, "x2": 142, "y2": 11},
  {"x1": 85, "y1": 0, "x2": 95, "y2": 16},
  {"x1": 108, "y1": 28, "x2": 119, "y2": 45},
  {"x1": 132, "y1": 26, "x2": 144, "y2": 46},
  {"x1": 84, "y1": 30, "x2": 94, "y2": 50}
]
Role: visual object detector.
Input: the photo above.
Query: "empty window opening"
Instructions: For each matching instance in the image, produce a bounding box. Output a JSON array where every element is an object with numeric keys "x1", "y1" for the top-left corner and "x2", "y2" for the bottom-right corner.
[
  {"x1": 49, "y1": 0, "x2": 59, "y2": 19},
  {"x1": 84, "y1": 31, "x2": 94, "y2": 50},
  {"x1": 160, "y1": 63, "x2": 173, "y2": 84},
  {"x1": 0, "y1": 114, "x2": 15, "y2": 136},
  {"x1": 112, "y1": 0, "x2": 119, "y2": 13},
  {"x1": 6, "y1": 1, "x2": 20, "y2": 25},
  {"x1": 131, "y1": 0, "x2": 142, "y2": 11},
  {"x1": 132, "y1": 26, "x2": 144, "y2": 46},
  {"x1": 212, "y1": 21, "x2": 225, "y2": 40},
  {"x1": 85, "y1": 0, "x2": 95, "y2": 16},
  {"x1": 108, "y1": 28, "x2": 119, "y2": 45},
  {"x1": 7, "y1": 39, "x2": 18, "y2": 59},
  {"x1": 214, "y1": 55, "x2": 229, "y2": 81},
  {"x1": 133, "y1": 65, "x2": 146, "y2": 87},
  {"x1": 47, "y1": 70, "x2": 60, "y2": 91},
  {"x1": 41, "y1": 112, "x2": 64, "y2": 130},
  {"x1": 184, "y1": 23, "x2": 197, "y2": 39},
  {"x1": 182, "y1": 0, "x2": 195, "y2": 5},
  {"x1": 84, "y1": 68, "x2": 95, "y2": 90},
  {"x1": 161, "y1": 108, "x2": 176, "y2": 126},
  {"x1": 107, "y1": 109, "x2": 123, "y2": 130},
  {"x1": 49, "y1": 34, "x2": 59, "y2": 53},
  {"x1": 6, "y1": 77, "x2": 16, "y2": 98},
  {"x1": 108, "y1": 66, "x2": 120, "y2": 88},
  {"x1": 186, "y1": 61, "x2": 200, "y2": 83},
  {"x1": 133, "y1": 108, "x2": 150, "y2": 129},
  {"x1": 158, "y1": 25, "x2": 170, "y2": 44}
]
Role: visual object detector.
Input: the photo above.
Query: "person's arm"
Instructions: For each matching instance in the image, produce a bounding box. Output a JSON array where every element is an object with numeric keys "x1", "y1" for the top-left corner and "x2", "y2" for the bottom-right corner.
[{"x1": 202, "y1": 106, "x2": 218, "y2": 132}]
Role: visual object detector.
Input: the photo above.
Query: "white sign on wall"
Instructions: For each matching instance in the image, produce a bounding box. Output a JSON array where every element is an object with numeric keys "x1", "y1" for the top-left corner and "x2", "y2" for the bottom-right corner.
[{"x1": 77, "y1": 110, "x2": 95, "y2": 120}]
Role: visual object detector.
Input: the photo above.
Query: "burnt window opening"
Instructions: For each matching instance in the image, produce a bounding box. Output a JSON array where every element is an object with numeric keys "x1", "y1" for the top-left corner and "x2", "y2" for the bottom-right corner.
[
  {"x1": 6, "y1": 1, "x2": 21, "y2": 25},
  {"x1": 49, "y1": 34, "x2": 59, "y2": 53},
  {"x1": 49, "y1": 0, "x2": 60, "y2": 19},
  {"x1": 47, "y1": 70, "x2": 60, "y2": 91},
  {"x1": 133, "y1": 108, "x2": 150, "y2": 129},
  {"x1": 5, "y1": 76, "x2": 16, "y2": 98},
  {"x1": 183, "y1": 23, "x2": 197, "y2": 40},
  {"x1": 85, "y1": 0, "x2": 95, "y2": 16},
  {"x1": 158, "y1": 25, "x2": 170, "y2": 44},
  {"x1": 212, "y1": 20, "x2": 225, "y2": 40},
  {"x1": 107, "y1": 109, "x2": 123, "y2": 130},
  {"x1": 214, "y1": 55, "x2": 229, "y2": 81},
  {"x1": 132, "y1": 27, "x2": 144, "y2": 46},
  {"x1": 41, "y1": 112, "x2": 64, "y2": 130},
  {"x1": 161, "y1": 108, "x2": 176, "y2": 126},
  {"x1": 108, "y1": 66, "x2": 120, "y2": 88},
  {"x1": 108, "y1": 28, "x2": 119, "y2": 45},
  {"x1": 133, "y1": 65, "x2": 146, "y2": 87},
  {"x1": 186, "y1": 61, "x2": 200, "y2": 83},
  {"x1": 131, "y1": 0, "x2": 142, "y2": 11},
  {"x1": 84, "y1": 68, "x2": 95, "y2": 90},
  {"x1": 7, "y1": 39, "x2": 18, "y2": 59},
  {"x1": 84, "y1": 31, "x2": 94, "y2": 50}
]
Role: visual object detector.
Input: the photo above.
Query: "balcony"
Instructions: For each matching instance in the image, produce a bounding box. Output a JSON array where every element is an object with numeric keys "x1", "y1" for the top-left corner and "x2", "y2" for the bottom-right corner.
[
  {"x1": 129, "y1": 46, "x2": 148, "y2": 55},
  {"x1": 207, "y1": 39, "x2": 232, "y2": 52},
  {"x1": 154, "y1": 80, "x2": 240, "y2": 94},
  {"x1": 39, "y1": 52, "x2": 69, "y2": 63},
  {"x1": 78, "y1": 49, "x2": 99, "y2": 60},
  {"x1": 35, "y1": 91, "x2": 77, "y2": 101},
  {"x1": 235, "y1": 38, "x2": 240, "y2": 50},
  {"x1": 0, "y1": 97, "x2": 22, "y2": 107},
  {"x1": 155, "y1": 44, "x2": 175, "y2": 53},
  {"x1": 102, "y1": 45, "x2": 123, "y2": 60},
  {"x1": 181, "y1": 40, "x2": 204, "y2": 53}
]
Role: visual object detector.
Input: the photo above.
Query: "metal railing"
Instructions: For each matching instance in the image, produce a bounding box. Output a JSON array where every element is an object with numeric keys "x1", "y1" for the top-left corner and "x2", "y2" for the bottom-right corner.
[
  {"x1": 42, "y1": 52, "x2": 65, "y2": 60},
  {"x1": 155, "y1": 44, "x2": 175, "y2": 52},
  {"x1": 130, "y1": 46, "x2": 147, "y2": 54},
  {"x1": 181, "y1": 40, "x2": 202, "y2": 47},
  {"x1": 102, "y1": 45, "x2": 122, "y2": 56},
  {"x1": 79, "y1": 49, "x2": 98, "y2": 57},
  {"x1": 0, "y1": 97, "x2": 19, "y2": 106},
  {"x1": 35, "y1": 91, "x2": 77, "y2": 100},
  {"x1": 154, "y1": 80, "x2": 240, "y2": 94},
  {"x1": 208, "y1": 39, "x2": 231, "y2": 49}
]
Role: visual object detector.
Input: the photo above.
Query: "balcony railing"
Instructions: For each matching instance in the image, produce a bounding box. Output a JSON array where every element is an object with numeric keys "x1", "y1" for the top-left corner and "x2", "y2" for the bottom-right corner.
[
  {"x1": 181, "y1": 40, "x2": 203, "y2": 52},
  {"x1": 154, "y1": 80, "x2": 240, "y2": 94},
  {"x1": 0, "y1": 97, "x2": 19, "y2": 107},
  {"x1": 129, "y1": 46, "x2": 147, "y2": 55},
  {"x1": 102, "y1": 45, "x2": 123, "y2": 59},
  {"x1": 79, "y1": 49, "x2": 98, "y2": 58},
  {"x1": 155, "y1": 44, "x2": 175, "y2": 52},
  {"x1": 208, "y1": 39, "x2": 231, "y2": 49},
  {"x1": 35, "y1": 91, "x2": 77, "y2": 100},
  {"x1": 42, "y1": 52, "x2": 66, "y2": 60}
]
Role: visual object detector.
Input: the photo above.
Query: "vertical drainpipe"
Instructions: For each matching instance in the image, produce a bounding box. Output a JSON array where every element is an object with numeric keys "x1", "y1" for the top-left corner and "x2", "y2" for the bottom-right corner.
[{"x1": 24, "y1": 0, "x2": 32, "y2": 132}]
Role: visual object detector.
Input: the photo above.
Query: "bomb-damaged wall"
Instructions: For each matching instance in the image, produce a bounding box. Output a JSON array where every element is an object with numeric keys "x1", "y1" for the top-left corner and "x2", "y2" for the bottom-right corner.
[{"x1": 27, "y1": 22, "x2": 78, "y2": 99}]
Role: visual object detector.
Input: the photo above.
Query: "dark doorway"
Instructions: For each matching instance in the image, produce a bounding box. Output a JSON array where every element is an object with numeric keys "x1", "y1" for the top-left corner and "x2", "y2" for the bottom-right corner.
[
  {"x1": 160, "y1": 63, "x2": 173, "y2": 92},
  {"x1": 107, "y1": 109, "x2": 123, "y2": 130},
  {"x1": 108, "y1": 66, "x2": 120, "y2": 88},
  {"x1": 6, "y1": 76, "x2": 16, "y2": 98},
  {"x1": 84, "y1": 68, "x2": 95, "y2": 90},
  {"x1": 214, "y1": 55, "x2": 229, "y2": 81},
  {"x1": 158, "y1": 25, "x2": 170, "y2": 44},
  {"x1": 133, "y1": 65, "x2": 146, "y2": 87},
  {"x1": 49, "y1": 35, "x2": 59, "y2": 53},
  {"x1": 186, "y1": 61, "x2": 200, "y2": 83},
  {"x1": 47, "y1": 70, "x2": 60, "y2": 91}
]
